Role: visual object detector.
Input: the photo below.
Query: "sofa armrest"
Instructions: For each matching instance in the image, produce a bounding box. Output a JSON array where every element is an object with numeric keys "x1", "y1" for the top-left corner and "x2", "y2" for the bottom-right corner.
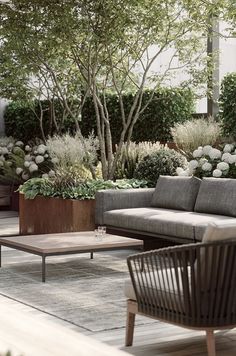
[{"x1": 95, "y1": 188, "x2": 155, "y2": 225}]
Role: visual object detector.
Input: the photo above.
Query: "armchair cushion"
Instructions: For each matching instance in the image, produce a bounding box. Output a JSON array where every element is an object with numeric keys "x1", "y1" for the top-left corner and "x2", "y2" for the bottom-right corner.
[
  {"x1": 203, "y1": 220, "x2": 236, "y2": 242},
  {"x1": 125, "y1": 267, "x2": 190, "y2": 313},
  {"x1": 195, "y1": 178, "x2": 236, "y2": 217},
  {"x1": 151, "y1": 176, "x2": 201, "y2": 211}
]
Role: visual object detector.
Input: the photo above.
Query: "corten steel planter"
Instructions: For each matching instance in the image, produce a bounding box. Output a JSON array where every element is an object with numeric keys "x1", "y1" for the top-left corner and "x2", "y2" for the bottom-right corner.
[{"x1": 19, "y1": 194, "x2": 96, "y2": 235}]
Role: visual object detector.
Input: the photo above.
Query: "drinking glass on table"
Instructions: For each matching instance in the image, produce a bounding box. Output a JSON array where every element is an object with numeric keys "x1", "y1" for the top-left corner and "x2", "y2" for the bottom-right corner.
[
  {"x1": 94, "y1": 228, "x2": 103, "y2": 241},
  {"x1": 96, "y1": 226, "x2": 107, "y2": 239}
]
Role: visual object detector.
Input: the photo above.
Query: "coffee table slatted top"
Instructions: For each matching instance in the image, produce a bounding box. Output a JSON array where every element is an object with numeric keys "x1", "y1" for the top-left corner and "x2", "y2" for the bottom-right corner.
[{"x1": 0, "y1": 232, "x2": 143, "y2": 255}]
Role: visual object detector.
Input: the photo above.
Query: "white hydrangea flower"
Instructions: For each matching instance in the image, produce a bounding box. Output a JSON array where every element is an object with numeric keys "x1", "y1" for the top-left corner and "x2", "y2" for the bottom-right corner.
[
  {"x1": 37, "y1": 144, "x2": 47, "y2": 155},
  {"x1": 176, "y1": 167, "x2": 184, "y2": 175},
  {"x1": 217, "y1": 162, "x2": 229, "y2": 171},
  {"x1": 0, "y1": 161, "x2": 3, "y2": 167},
  {"x1": 199, "y1": 158, "x2": 208, "y2": 166},
  {"x1": 178, "y1": 169, "x2": 190, "y2": 176},
  {"x1": 202, "y1": 145, "x2": 213, "y2": 155},
  {"x1": 213, "y1": 169, "x2": 222, "y2": 178},
  {"x1": 42, "y1": 173, "x2": 49, "y2": 179},
  {"x1": 188, "y1": 160, "x2": 198, "y2": 170},
  {"x1": 208, "y1": 148, "x2": 221, "y2": 160},
  {"x1": 35, "y1": 155, "x2": 44, "y2": 164},
  {"x1": 29, "y1": 163, "x2": 38, "y2": 173},
  {"x1": 25, "y1": 145, "x2": 31, "y2": 151},
  {"x1": 7, "y1": 143, "x2": 14, "y2": 149},
  {"x1": 202, "y1": 162, "x2": 212, "y2": 171},
  {"x1": 48, "y1": 170, "x2": 55, "y2": 177},
  {"x1": 15, "y1": 141, "x2": 24, "y2": 147},
  {"x1": 22, "y1": 172, "x2": 30, "y2": 180},
  {"x1": 24, "y1": 154, "x2": 32, "y2": 161},
  {"x1": 193, "y1": 148, "x2": 203, "y2": 158},
  {"x1": 0, "y1": 155, "x2": 5, "y2": 161},
  {"x1": 222, "y1": 152, "x2": 232, "y2": 163},
  {"x1": 1, "y1": 147, "x2": 8, "y2": 155},
  {"x1": 44, "y1": 154, "x2": 48, "y2": 158},
  {"x1": 24, "y1": 161, "x2": 30, "y2": 168},
  {"x1": 223, "y1": 144, "x2": 234, "y2": 153},
  {"x1": 16, "y1": 167, "x2": 23, "y2": 175},
  {"x1": 51, "y1": 157, "x2": 59, "y2": 164},
  {"x1": 228, "y1": 155, "x2": 236, "y2": 164}
]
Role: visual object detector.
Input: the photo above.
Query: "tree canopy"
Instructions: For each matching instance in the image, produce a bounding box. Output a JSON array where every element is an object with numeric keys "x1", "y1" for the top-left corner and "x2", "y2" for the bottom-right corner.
[{"x1": 0, "y1": 0, "x2": 233, "y2": 178}]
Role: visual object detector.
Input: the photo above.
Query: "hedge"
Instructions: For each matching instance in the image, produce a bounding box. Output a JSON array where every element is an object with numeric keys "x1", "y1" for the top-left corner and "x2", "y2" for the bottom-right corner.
[
  {"x1": 5, "y1": 87, "x2": 195, "y2": 143},
  {"x1": 219, "y1": 73, "x2": 236, "y2": 139}
]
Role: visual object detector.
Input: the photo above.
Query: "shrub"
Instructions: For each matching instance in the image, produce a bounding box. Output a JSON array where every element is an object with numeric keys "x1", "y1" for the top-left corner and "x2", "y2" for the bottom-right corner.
[
  {"x1": 4, "y1": 100, "x2": 74, "y2": 141},
  {"x1": 0, "y1": 138, "x2": 53, "y2": 184},
  {"x1": 46, "y1": 133, "x2": 99, "y2": 179},
  {"x1": 219, "y1": 73, "x2": 236, "y2": 139},
  {"x1": 5, "y1": 87, "x2": 194, "y2": 143},
  {"x1": 176, "y1": 143, "x2": 236, "y2": 178},
  {"x1": 115, "y1": 141, "x2": 166, "y2": 179},
  {"x1": 171, "y1": 117, "x2": 221, "y2": 157},
  {"x1": 134, "y1": 149, "x2": 187, "y2": 186}
]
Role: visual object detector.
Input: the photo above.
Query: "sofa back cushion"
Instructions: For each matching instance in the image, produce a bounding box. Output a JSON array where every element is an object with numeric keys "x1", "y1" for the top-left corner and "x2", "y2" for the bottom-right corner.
[
  {"x1": 194, "y1": 178, "x2": 236, "y2": 217},
  {"x1": 151, "y1": 176, "x2": 201, "y2": 211}
]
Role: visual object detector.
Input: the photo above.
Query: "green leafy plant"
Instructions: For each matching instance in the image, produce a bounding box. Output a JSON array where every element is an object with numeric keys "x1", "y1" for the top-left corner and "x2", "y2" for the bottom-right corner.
[
  {"x1": 115, "y1": 141, "x2": 166, "y2": 179},
  {"x1": 171, "y1": 117, "x2": 221, "y2": 157},
  {"x1": 219, "y1": 73, "x2": 236, "y2": 139},
  {"x1": 134, "y1": 149, "x2": 187, "y2": 186},
  {"x1": 19, "y1": 177, "x2": 149, "y2": 200}
]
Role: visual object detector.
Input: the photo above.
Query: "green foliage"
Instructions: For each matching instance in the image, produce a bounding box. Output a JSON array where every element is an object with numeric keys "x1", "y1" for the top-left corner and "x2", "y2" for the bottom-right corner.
[
  {"x1": 81, "y1": 89, "x2": 194, "y2": 143},
  {"x1": 134, "y1": 149, "x2": 187, "y2": 186},
  {"x1": 219, "y1": 73, "x2": 236, "y2": 139},
  {"x1": 5, "y1": 100, "x2": 74, "y2": 142},
  {"x1": 19, "y1": 178, "x2": 149, "y2": 200},
  {"x1": 5, "y1": 88, "x2": 194, "y2": 143}
]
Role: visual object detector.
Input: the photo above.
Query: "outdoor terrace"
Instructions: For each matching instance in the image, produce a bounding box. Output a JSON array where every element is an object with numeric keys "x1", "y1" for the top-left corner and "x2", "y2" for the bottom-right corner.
[{"x1": 0, "y1": 212, "x2": 235, "y2": 356}]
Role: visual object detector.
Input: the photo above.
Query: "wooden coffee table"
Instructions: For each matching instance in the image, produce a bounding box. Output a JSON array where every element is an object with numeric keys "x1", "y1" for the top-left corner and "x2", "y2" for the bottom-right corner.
[{"x1": 0, "y1": 232, "x2": 143, "y2": 282}]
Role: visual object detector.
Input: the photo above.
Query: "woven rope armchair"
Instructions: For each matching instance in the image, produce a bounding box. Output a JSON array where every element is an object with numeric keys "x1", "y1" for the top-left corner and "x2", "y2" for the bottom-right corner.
[{"x1": 125, "y1": 240, "x2": 236, "y2": 356}]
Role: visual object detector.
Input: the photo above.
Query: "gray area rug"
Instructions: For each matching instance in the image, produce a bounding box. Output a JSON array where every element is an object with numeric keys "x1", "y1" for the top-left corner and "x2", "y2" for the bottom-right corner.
[{"x1": 0, "y1": 248, "x2": 156, "y2": 332}]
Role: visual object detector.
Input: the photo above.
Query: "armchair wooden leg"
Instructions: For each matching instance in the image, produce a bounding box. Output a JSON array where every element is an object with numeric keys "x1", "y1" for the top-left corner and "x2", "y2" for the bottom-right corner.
[
  {"x1": 125, "y1": 300, "x2": 136, "y2": 347},
  {"x1": 206, "y1": 330, "x2": 216, "y2": 356}
]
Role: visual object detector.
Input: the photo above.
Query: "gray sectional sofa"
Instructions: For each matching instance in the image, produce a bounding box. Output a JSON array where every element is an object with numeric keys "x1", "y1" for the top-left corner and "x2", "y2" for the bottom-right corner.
[{"x1": 95, "y1": 176, "x2": 236, "y2": 248}]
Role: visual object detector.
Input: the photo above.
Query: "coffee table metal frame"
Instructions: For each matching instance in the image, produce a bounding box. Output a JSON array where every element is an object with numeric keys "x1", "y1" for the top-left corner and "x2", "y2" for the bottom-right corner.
[{"x1": 0, "y1": 235, "x2": 143, "y2": 282}]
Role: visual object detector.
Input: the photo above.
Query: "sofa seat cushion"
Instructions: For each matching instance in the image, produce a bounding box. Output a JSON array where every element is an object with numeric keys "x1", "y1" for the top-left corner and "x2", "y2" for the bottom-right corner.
[
  {"x1": 104, "y1": 208, "x2": 191, "y2": 239},
  {"x1": 194, "y1": 178, "x2": 236, "y2": 217},
  {"x1": 151, "y1": 176, "x2": 201, "y2": 211},
  {"x1": 104, "y1": 208, "x2": 235, "y2": 241},
  {"x1": 124, "y1": 267, "x2": 190, "y2": 312}
]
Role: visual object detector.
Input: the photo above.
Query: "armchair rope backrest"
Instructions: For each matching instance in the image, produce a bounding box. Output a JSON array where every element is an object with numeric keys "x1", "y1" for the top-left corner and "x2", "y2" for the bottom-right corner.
[{"x1": 127, "y1": 241, "x2": 236, "y2": 328}]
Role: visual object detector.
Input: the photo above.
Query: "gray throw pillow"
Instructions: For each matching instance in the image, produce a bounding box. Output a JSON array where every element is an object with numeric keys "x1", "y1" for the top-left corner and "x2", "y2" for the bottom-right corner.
[
  {"x1": 194, "y1": 178, "x2": 236, "y2": 217},
  {"x1": 151, "y1": 176, "x2": 201, "y2": 211}
]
